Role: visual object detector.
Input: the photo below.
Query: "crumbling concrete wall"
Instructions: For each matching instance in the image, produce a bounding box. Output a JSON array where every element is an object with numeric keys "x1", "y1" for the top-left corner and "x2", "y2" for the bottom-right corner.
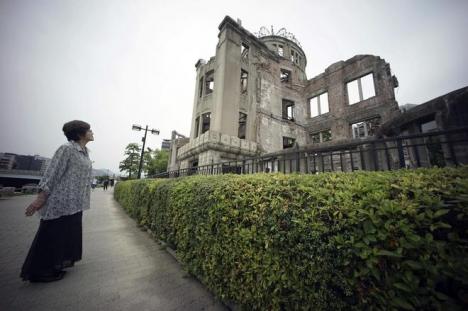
[
  {"x1": 172, "y1": 16, "x2": 399, "y2": 170},
  {"x1": 305, "y1": 55, "x2": 400, "y2": 142}
]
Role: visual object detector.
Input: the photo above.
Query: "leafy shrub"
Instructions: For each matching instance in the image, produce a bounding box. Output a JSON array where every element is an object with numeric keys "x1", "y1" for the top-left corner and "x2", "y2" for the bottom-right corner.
[{"x1": 114, "y1": 167, "x2": 468, "y2": 310}]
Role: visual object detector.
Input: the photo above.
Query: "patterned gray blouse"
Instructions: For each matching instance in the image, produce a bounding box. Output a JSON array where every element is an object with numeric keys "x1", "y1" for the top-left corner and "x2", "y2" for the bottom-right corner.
[{"x1": 37, "y1": 141, "x2": 92, "y2": 220}]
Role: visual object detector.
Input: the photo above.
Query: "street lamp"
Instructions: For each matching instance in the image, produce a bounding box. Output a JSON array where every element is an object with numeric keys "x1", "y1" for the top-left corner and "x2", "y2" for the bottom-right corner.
[{"x1": 132, "y1": 124, "x2": 160, "y2": 179}]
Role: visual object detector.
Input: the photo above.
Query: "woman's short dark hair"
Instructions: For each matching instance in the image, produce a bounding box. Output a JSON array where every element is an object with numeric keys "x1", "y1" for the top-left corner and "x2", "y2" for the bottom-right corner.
[{"x1": 62, "y1": 120, "x2": 90, "y2": 142}]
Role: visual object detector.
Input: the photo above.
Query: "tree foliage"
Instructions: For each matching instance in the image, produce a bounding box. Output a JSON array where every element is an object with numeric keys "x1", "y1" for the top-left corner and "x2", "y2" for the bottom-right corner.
[
  {"x1": 145, "y1": 148, "x2": 169, "y2": 176},
  {"x1": 119, "y1": 143, "x2": 169, "y2": 179},
  {"x1": 119, "y1": 143, "x2": 141, "y2": 179}
]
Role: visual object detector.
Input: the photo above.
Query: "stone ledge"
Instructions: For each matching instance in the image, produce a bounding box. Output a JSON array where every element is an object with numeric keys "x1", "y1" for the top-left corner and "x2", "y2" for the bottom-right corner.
[{"x1": 177, "y1": 131, "x2": 257, "y2": 161}]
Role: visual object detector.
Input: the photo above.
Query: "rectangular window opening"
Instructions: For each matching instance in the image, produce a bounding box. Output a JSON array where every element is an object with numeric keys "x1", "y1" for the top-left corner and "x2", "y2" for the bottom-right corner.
[
  {"x1": 351, "y1": 116, "x2": 381, "y2": 138},
  {"x1": 241, "y1": 43, "x2": 249, "y2": 59},
  {"x1": 421, "y1": 119, "x2": 437, "y2": 133},
  {"x1": 361, "y1": 73, "x2": 376, "y2": 100},
  {"x1": 311, "y1": 129, "x2": 332, "y2": 144},
  {"x1": 310, "y1": 97, "x2": 319, "y2": 118},
  {"x1": 205, "y1": 71, "x2": 214, "y2": 95},
  {"x1": 311, "y1": 132, "x2": 320, "y2": 144},
  {"x1": 287, "y1": 106, "x2": 294, "y2": 120},
  {"x1": 309, "y1": 92, "x2": 329, "y2": 117},
  {"x1": 291, "y1": 50, "x2": 299, "y2": 64},
  {"x1": 240, "y1": 70, "x2": 248, "y2": 93},
  {"x1": 201, "y1": 112, "x2": 211, "y2": 134},
  {"x1": 321, "y1": 93, "x2": 329, "y2": 114},
  {"x1": 278, "y1": 45, "x2": 284, "y2": 57},
  {"x1": 238, "y1": 112, "x2": 247, "y2": 139},
  {"x1": 322, "y1": 129, "x2": 332, "y2": 142},
  {"x1": 347, "y1": 73, "x2": 375, "y2": 105},
  {"x1": 347, "y1": 79, "x2": 360, "y2": 105},
  {"x1": 282, "y1": 99, "x2": 295, "y2": 121},
  {"x1": 280, "y1": 69, "x2": 291, "y2": 83},
  {"x1": 283, "y1": 136, "x2": 295, "y2": 149}
]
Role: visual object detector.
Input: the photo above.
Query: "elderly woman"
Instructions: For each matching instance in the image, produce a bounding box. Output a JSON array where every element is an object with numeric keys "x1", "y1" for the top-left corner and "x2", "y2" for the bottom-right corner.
[{"x1": 20, "y1": 120, "x2": 94, "y2": 282}]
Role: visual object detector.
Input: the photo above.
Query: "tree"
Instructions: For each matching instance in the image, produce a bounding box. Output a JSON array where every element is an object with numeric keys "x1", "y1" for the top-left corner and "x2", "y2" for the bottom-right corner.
[
  {"x1": 119, "y1": 143, "x2": 141, "y2": 179},
  {"x1": 146, "y1": 149, "x2": 169, "y2": 177}
]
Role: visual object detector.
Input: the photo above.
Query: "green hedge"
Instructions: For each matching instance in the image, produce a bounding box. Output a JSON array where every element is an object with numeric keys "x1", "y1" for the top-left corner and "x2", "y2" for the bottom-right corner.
[{"x1": 114, "y1": 167, "x2": 468, "y2": 310}]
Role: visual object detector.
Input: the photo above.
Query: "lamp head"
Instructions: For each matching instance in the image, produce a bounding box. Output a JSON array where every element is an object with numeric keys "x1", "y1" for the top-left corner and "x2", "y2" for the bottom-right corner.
[
  {"x1": 151, "y1": 129, "x2": 160, "y2": 135},
  {"x1": 132, "y1": 125, "x2": 142, "y2": 131}
]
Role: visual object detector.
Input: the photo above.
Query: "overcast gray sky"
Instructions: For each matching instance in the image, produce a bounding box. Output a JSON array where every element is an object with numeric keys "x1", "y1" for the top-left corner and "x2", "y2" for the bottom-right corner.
[{"x1": 1, "y1": 0, "x2": 467, "y2": 174}]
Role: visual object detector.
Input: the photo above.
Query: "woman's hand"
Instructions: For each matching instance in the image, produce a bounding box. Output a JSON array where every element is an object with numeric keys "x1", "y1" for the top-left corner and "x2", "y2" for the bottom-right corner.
[{"x1": 25, "y1": 192, "x2": 47, "y2": 216}]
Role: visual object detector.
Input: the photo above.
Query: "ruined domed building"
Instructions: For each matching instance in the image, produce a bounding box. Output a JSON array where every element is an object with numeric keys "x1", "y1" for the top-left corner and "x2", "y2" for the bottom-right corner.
[{"x1": 168, "y1": 16, "x2": 401, "y2": 172}]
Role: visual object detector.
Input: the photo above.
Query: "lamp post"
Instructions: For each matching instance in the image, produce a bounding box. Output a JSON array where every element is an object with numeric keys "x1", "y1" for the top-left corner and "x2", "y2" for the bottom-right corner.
[{"x1": 132, "y1": 124, "x2": 160, "y2": 179}]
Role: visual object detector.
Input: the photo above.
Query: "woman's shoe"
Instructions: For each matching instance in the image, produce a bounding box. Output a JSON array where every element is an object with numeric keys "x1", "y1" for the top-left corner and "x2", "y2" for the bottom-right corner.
[{"x1": 29, "y1": 270, "x2": 66, "y2": 283}]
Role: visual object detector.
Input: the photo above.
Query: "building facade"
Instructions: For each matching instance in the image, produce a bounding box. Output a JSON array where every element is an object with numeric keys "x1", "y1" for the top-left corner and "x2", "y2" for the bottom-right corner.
[
  {"x1": 0, "y1": 153, "x2": 50, "y2": 173},
  {"x1": 168, "y1": 16, "x2": 400, "y2": 171},
  {"x1": 0, "y1": 153, "x2": 15, "y2": 170}
]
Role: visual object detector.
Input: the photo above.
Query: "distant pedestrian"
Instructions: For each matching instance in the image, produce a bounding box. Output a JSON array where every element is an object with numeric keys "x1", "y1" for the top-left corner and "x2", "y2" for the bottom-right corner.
[
  {"x1": 21, "y1": 120, "x2": 94, "y2": 282},
  {"x1": 91, "y1": 178, "x2": 97, "y2": 190},
  {"x1": 109, "y1": 179, "x2": 114, "y2": 188},
  {"x1": 103, "y1": 179, "x2": 109, "y2": 191}
]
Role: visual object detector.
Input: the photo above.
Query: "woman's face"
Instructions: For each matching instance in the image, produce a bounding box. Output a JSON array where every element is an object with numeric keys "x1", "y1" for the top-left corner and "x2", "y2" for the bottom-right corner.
[{"x1": 83, "y1": 129, "x2": 94, "y2": 142}]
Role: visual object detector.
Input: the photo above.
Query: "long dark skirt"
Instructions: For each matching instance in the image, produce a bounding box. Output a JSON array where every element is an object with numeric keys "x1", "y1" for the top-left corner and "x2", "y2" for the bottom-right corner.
[{"x1": 20, "y1": 211, "x2": 83, "y2": 281}]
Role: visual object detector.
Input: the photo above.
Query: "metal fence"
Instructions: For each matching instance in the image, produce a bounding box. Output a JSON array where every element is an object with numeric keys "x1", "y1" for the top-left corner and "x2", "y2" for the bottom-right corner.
[{"x1": 151, "y1": 127, "x2": 468, "y2": 179}]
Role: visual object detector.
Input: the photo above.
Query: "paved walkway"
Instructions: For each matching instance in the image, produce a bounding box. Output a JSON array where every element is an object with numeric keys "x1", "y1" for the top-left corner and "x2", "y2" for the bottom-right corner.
[{"x1": 0, "y1": 190, "x2": 227, "y2": 311}]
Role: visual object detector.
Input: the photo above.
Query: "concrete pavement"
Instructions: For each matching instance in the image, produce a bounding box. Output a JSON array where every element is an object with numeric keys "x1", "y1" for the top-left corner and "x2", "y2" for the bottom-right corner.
[{"x1": 0, "y1": 189, "x2": 227, "y2": 311}]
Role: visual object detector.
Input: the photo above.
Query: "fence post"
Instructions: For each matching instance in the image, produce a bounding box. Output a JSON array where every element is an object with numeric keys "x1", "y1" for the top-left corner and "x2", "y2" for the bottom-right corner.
[
  {"x1": 296, "y1": 151, "x2": 300, "y2": 172},
  {"x1": 412, "y1": 143, "x2": 421, "y2": 168},
  {"x1": 384, "y1": 143, "x2": 391, "y2": 170},
  {"x1": 339, "y1": 152, "x2": 344, "y2": 172},
  {"x1": 312, "y1": 154, "x2": 316, "y2": 174},
  {"x1": 320, "y1": 153, "x2": 325, "y2": 172},
  {"x1": 371, "y1": 142, "x2": 379, "y2": 171},
  {"x1": 446, "y1": 133, "x2": 459, "y2": 166},
  {"x1": 397, "y1": 138, "x2": 405, "y2": 168},
  {"x1": 359, "y1": 146, "x2": 366, "y2": 170}
]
